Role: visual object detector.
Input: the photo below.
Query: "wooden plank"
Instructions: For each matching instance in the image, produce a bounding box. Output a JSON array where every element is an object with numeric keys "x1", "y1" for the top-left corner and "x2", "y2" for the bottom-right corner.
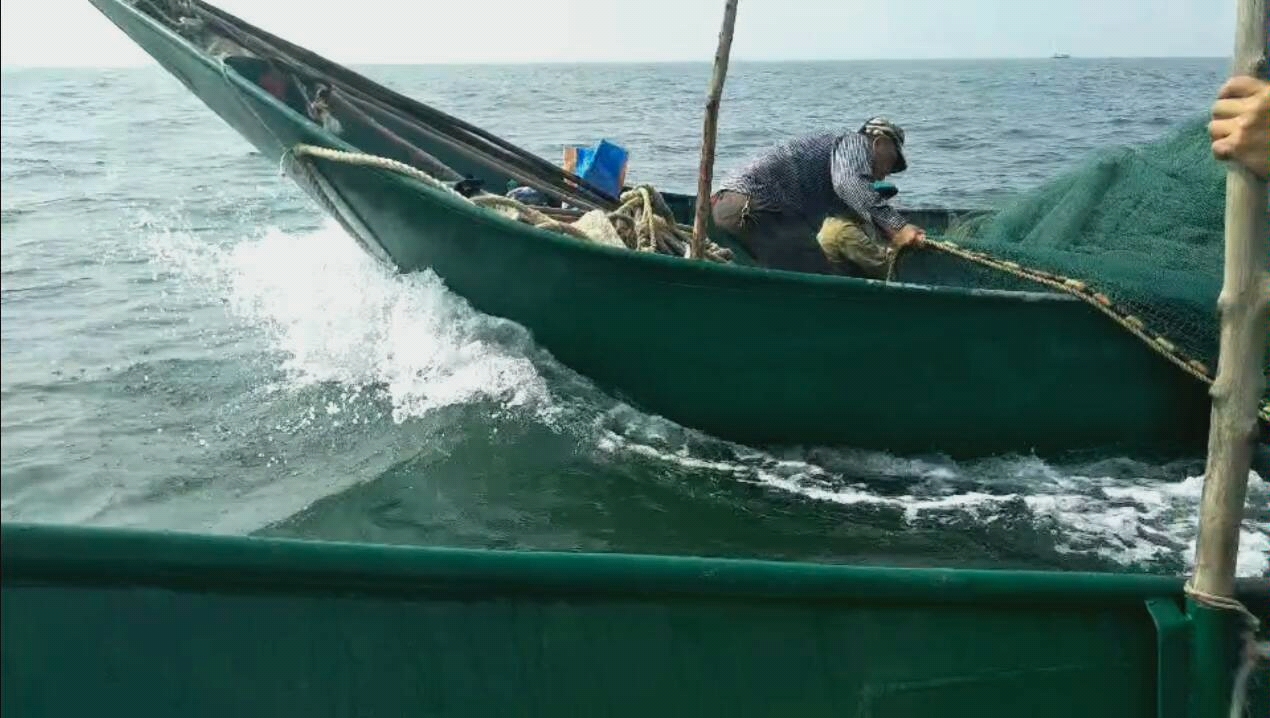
[{"x1": 691, "y1": 0, "x2": 739, "y2": 259}]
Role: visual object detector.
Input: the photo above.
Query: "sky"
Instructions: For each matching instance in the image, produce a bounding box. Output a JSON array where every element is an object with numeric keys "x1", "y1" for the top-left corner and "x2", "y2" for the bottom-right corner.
[{"x1": 0, "y1": 0, "x2": 1240, "y2": 67}]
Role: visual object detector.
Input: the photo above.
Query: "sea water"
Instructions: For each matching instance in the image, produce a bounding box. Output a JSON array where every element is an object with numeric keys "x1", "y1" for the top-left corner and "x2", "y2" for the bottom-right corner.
[{"x1": 3, "y1": 58, "x2": 1267, "y2": 576}]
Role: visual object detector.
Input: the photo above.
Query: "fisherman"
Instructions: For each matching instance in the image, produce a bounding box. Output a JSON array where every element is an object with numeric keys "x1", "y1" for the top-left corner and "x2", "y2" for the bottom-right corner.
[
  {"x1": 1209, "y1": 74, "x2": 1270, "y2": 180},
  {"x1": 711, "y1": 117, "x2": 926, "y2": 277}
]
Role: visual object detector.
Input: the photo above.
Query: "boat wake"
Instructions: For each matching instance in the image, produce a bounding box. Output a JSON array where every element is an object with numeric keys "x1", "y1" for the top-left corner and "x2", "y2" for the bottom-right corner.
[
  {"x1": 147, "y1": 217, "x2": 1270, "y2": 577},
  {"x1": 600, "y1": 426, "x2": 1269, "y2": 576}
]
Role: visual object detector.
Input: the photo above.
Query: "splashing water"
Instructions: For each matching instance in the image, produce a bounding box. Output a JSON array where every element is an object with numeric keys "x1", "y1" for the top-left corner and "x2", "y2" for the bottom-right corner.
[
  {"x1": 144, "y1": 217, "x2": 1270, "y2": 577},
  {"x1": 146, "y1": 217, "x2": 556, "y2": 424}
]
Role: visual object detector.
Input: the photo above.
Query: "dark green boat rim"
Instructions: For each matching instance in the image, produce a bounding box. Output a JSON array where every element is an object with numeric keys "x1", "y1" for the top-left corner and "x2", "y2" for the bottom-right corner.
[{"x1": 7, "y1": 521, "x2": 1264, "y2": 605}]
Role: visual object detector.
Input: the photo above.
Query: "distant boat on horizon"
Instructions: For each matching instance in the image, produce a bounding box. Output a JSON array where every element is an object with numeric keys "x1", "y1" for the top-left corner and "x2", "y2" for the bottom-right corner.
[{"x1": 1052, "y1": 52, "x2": 1072, "y2": 59}]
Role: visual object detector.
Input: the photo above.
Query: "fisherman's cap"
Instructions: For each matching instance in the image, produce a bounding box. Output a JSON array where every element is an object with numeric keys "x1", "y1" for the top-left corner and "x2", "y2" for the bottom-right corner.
[{"x1": 859, "y1": 117, "x2": 907, "y2": 173}]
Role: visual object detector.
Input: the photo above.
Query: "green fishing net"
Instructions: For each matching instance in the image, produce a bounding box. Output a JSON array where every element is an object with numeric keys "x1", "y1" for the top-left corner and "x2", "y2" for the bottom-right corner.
[{"x1": 933, "y1": 116, "x2": 1268, "y2": 411}]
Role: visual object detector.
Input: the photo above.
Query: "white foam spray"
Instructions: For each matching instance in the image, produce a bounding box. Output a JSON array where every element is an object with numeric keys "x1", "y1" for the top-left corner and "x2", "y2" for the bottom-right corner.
[{"x1": 147, "y1": 217, "x2": 554, "y2": 423}]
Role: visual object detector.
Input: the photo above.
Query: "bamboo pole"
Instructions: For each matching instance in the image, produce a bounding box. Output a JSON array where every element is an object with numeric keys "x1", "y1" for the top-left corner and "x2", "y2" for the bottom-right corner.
[
  {"x1": 691, "y1": 0, "x2": 739, "y2": 260},
  {"x1": 1191, "y1": 0, "x2": 1269, "y2": 601}
]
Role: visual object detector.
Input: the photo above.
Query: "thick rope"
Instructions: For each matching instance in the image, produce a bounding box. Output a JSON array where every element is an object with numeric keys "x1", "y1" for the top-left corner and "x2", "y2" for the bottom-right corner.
[
  {"x1": 1184, "y1": 581, "x2": 1270, "y2": 718},
  {"x1": 289, "y1": 143, "x2": 462, "y2": 195},
  {"x1": 915, "y1": 239, "x2": 1270, "y2": 424},
  {"x1": 468, "y1": 195, "x2": 598, "y2": 243}
]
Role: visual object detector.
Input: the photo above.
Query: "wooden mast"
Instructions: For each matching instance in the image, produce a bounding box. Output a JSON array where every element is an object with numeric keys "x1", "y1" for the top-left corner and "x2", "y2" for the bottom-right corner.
[{"x1": 691, "y1": 0, "x2": 739, "y2": 259}]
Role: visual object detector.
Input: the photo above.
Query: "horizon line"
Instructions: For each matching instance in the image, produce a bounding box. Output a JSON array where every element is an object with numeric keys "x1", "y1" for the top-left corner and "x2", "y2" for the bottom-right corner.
[{"x1": 0, "y1": 53, "x2": 1231, "y2": 70}]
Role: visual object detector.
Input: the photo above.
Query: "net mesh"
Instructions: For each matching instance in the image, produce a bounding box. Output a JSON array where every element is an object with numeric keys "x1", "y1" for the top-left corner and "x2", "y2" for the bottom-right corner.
[{"x1": 935, "y1": 116, "x2": 1269, "y2": 415}]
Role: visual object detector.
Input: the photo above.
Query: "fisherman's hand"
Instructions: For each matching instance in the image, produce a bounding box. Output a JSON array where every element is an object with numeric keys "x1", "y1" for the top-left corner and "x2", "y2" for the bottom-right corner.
[
  {"x1": 1210, "y1": 75, "x2": 1270, "y2": 181},
  {"x1": 892, "y1": 224, "x2": 926, "y2": 248}
]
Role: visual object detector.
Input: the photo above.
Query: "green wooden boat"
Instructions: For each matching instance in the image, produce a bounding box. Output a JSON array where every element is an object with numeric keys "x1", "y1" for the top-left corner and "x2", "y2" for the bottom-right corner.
[
  {"x1": 3, "y1": 520, "x2": 1266, "y2": 717},
  {"x1": 86, "y1": 0, "x2": 1219, "y2": 460}
]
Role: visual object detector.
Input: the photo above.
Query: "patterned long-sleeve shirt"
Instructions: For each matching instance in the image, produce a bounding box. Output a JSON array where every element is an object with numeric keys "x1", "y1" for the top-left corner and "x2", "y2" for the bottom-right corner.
[{"x1": 718, "y1": 131, "x2": 907, "y2": 233}]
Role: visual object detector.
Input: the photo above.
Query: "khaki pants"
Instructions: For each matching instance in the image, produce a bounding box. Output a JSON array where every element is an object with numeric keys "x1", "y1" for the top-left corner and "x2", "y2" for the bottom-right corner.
[
  {"x1": 710, "y1": 191, "x2": 841, "y2": 275},
  {"x1": 816, "y1": 214, "x2": 896, "y2": 280}
]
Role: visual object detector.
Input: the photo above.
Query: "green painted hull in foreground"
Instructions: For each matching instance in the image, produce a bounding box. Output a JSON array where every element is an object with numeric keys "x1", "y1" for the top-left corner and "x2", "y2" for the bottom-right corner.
[
  {"x1": 88, "y1": 0, "x2": 1216, "y2": 461},
  {"x1": 4, "y1": 522, "x2": 1267, "y2": 717}
]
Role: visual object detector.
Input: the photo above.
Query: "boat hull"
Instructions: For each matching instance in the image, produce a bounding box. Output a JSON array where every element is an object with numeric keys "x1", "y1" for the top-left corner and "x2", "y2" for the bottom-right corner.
[
  {"x1": 4, "y1": 522, "x2": 1267, "y2": 718},
  {"x1": 88, "y1": 0, "x2": 1213, "y2": 458}
]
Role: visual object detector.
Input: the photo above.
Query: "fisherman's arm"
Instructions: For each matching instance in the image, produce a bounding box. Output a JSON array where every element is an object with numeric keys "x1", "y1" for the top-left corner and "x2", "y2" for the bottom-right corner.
[{"x1": 830, "y1": 138, "x2": 924, "y2": 247}]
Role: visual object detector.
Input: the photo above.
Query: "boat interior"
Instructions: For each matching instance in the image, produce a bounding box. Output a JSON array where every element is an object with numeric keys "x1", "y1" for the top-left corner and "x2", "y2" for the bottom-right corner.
[{"x1": 131, "y1": 0, "x2": 1058, "y2": 298}]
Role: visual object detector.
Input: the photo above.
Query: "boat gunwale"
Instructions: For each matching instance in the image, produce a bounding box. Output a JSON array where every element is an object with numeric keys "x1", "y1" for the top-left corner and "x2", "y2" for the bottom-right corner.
[
  {"x1": 104, "y1": 0, "x2": 1082, "y2": 308},
  {"x1": 2, "y1": 521, "x2": 1204, "y2": 606}
]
